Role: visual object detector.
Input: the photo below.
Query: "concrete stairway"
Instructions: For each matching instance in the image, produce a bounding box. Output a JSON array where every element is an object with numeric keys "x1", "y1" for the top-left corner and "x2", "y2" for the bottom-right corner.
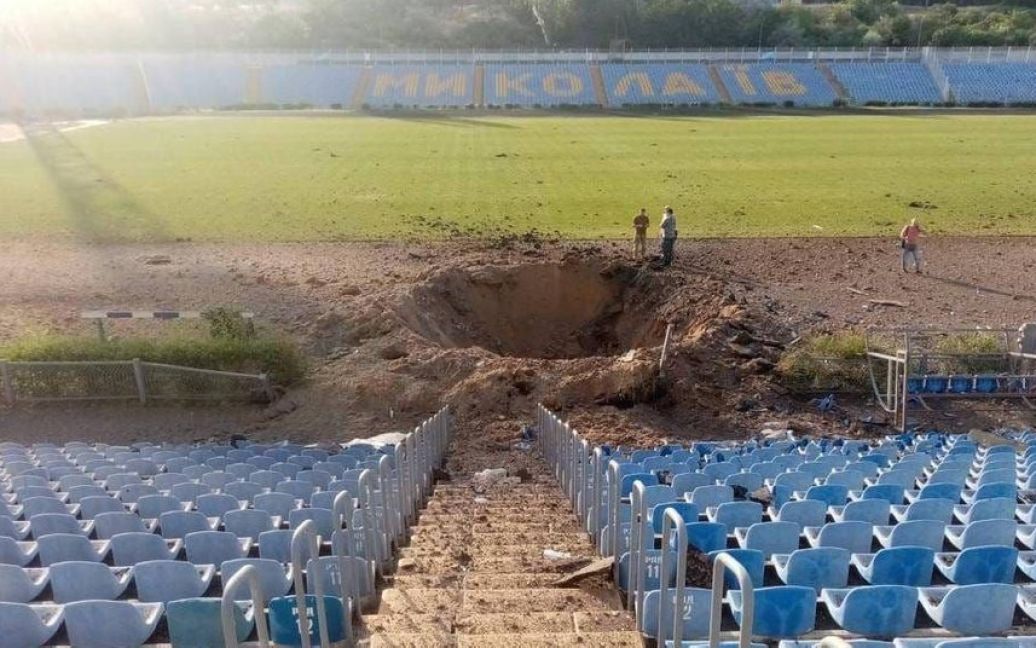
[{"x1": 357, "y1": 442, "x2": 640, "y2": 647}]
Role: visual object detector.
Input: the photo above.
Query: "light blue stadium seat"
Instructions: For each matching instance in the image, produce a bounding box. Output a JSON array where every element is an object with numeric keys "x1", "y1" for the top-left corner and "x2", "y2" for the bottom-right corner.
[
  {"x1": 601, "y1": 63, "x2": 721, "y2": 106},
  {"x1": 222, "y1": 558, "x2": 292, "y2": 600},
  {"x1": 725, "y1": 472, "x2": 764, "y2": 492},
  {"x1": 945, "y1": 518, "x2": 1018, "y2": 549},
  {"x1": 891, "y1": 498, "x2": 955, "y2": 524},
  {"x1": 773, "y1": 547, "x2": 850, "y2": 592},
  {"x1": 105, "y1": 473, "x2": 143, "y2": 492},
  {"x1": 259, "y1": 529, "x2": 293, "y2": 562},
  {"x1": 711, "y1": 501, "x2": 762, "y2": 529},
  {"x1": 927, "y1": 469, "x2": 969, "y2": 487},
  {"x1": 271, "y1": 462, "x2": 301, "y2": 479},
  {"x1": 690, "y1": 485, "x2": 733, "y2": 510},
  {"x1": 738, "y1": 521, "x2": 800, "y2": 558},
  {"x1": 0, "y1": 517, "x2": 30, "y2": 540},
  {"x1": 708, "y1": 548, "x2": 764, "y2": 590},
  {"x1": 672, "y1": 473, "x2": 711, "y2": 495},
  {"x1": 63, "y1": 600, "x2": 163, "y2": 648},
  {"x1": 651, "y1": 503, "x2": 700, "y2": 533},
  {"x1": 199, "y1": 471, "x2": 237, "y2": 491},
  {"x1": 875, "y1": 519, "x2": 945, "y2": 552},
  {"x1": 945, "y1": 63, "x2": 1036, "y2": 105},
  {"x1": 775, "y1": 500, "x2": 827, "y2": 529},
  {"x1": 224, "y1": 509, "x2": 277, "y2": 541},
  {"x1": 640, "y1": 587, "x2": 713, "y2": 640},
  {"x1": 956, "y1": 497, "x2": 1017, "y2": 524},
  {"x1": 134, "y1": 559, "x2": 215, "y2": 603},
  {"x1": 910, "y1": 483, "x2": 961, "y2": 503},
  {"x1": 185, "y1": 530, "x2": 248, "y2": 564},
  {"x1": 118, "y1": 484, "x2": 159, "y2": 504},
  {"x1": 822, "y1": 585, "x2": 918, "y2": 637},
  {"x1": 716, "y1": 63, "x2": 837, "y2": 107},
  {"x1": 51, "y1": 561, "x2": 132, "y2": 603},
  {"x1": 21, "y1": 497, "x2": 72, "y2": 519},
  {"x1": 875, "y1": 471, "x2": 917, "y2": 491},
  {"x1": 935, "y1": 545, "x2": 1017, "y2": 584},
  {"x1": 0, "y1": 602, "x2": 63, "y2": 648},
  {"x1": 254, "y1": 492, "x2": 299, "y2": 519},
  {"x1": 196, "y1": 493, "x2": 243, "y2": 521},
  {"x1": 111, "y1": 532, "x2": 180, "y2": 566},
  {"x1": 833, "y1": 499, "x2": 890, "y2": 526},
  {"x1": 94, "y1": 511, "x2": 151, "y2": 539},
  {"x1": 170, "y1": 482, "x2": 212, "y2": 504},
  {"x1": 729, "y1": 585, "x2": 816, "y2": 638},
  {"x1": 862, "y1": 484, "x2": 906, "y2": 506},
  {"x1": 288, "y1": 508, "x2": 335, "y2": 539},
  {"x1": 919, "y1": 583, "x2": 1017, "y2": 634},
  {"x1": 166, "y1": 597, "x2": 252, "y2": 648},
  {"x1": 806, "y1": 521, "x2": 872, "y2": 554},
  {"x1": 826, "y1": 470, "x2": 866, "y2": 490},
  {"x1": 805, "y1": 484, "x2": 849, "y2": 507},
  {"x1": 223, "y1": 481, "x2": 265, "y2": 504},
  {"x1": 685, "y1": 522, "x2": 727, "y2": 553},
  {"x1": 136, "y1": 494, "x2": 184, "y2": 520},
  {"x1": 0, "y1": 537, "x2": 38, "y2": 566},
  {"x1": 964, "y1": 482, "x2": 1017, "y2": 504},
  {"x1": 67, "y1": 484, "x2": 108, "y2": 503},
  {"x1": 226, "y1": 463, "x2": 256, "y2": 481},
  {"x1": 852, "y1": 546, "x2": 934, "y2": 586},
  {"x1": 485, "y1": 64, "x2": 599, "y2": 107},
  {"x1": 30, "y1": 513, "x2": 90, "y2": 539},
  {"x1": 0, "y1": 565, "x2": 48, "y2": 603},
  {"x1": 160, "y1": 511, "x2": 213, "y2": 539}
]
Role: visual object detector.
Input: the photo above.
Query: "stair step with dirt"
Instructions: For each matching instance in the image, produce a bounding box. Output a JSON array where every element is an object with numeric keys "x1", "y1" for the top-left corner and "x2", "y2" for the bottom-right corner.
[
  {"x1": 460, "y1": 588, "x2": 618, "y2": 613},
  {"x1": 458, "y1": 631, "x2": 644, "y2": 647}
]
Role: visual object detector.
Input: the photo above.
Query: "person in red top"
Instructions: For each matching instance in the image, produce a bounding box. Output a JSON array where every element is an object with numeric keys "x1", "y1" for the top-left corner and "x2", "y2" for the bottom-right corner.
[{"x1": 900, "y1": 218, "x2": 923, "y2": 273}]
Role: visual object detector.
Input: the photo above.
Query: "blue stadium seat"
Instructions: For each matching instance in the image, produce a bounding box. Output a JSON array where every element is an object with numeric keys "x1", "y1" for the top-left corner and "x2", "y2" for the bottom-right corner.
[
  {"x1": 160, "y1": 511, "x2": 214, "y2": 539},
  {"x1": 874, "y1": 519, "x2": 945, "y2": 551},
  {"x1": 63, "y1": 600, "x2": 163, "y2": 648},
  {"x1": 861, "y1": 484, "x2": 906, "y2": 506},
  {"x1": 118, "y1": 484, "x2": 159, "y2": 504},
  {"x1": 0, "y1": 517, "x2": 30, "y2": 540},
  {"x1": 66, "y1": 485, "x2": 108, "y2": 503},
  {"x1": 737, "y1": 521, "x2": 800, "y2": 558},
  {"x1": 136, "y1": 495, "x2": 185, "y2": 520},
  {"x1": 710, "y1": 501, "x2": 762, "y2": 529},
  {"x1": 640, "y1": 587, "x2": 714, "y2": 640},
  {"x1": 852, "y1": 546, "x2": 934, "y2": 586},
  {"x1": 934, "y1": 545, "x2": 1018, "y2": 584},
  {"x1": 832, "y1": 499, "x2": 890, "y2": 526},
  {"x1": 717, "y1": 63, "x2": 837, "y2": 107},
  {"x1": 919, "y1": 583, "x2": 1017, "y2": 634},
  {"x1": 0, "y1": 564, "x2": 48, "y2": 603},
  {"x1": 134, "y1": 559, "x2": 215, "y2": 603},
  {"x1": 196, "y1": 493, "x2": 243, "y2": 521},
  {"x1": 110, "y1": 532, "x2": 180, "y2": 566},
  {"x1": 805, "y1": 484, "x2": 849, "y2": 507},
  {"x1": 222, "y1": 558, "x2": 292, "y2": 600},
  {"x1": 601, "y1": 63, "x2": 720, "y2": 106},
  {"x1": 772, "y1": 547, "x2": 850, "y2": 591},
  {"x1": 170, "y1": 482, "x2": 212, "y2": 504},
  {"x1": 223, "y1": 481, "x2": 265, "y2": 504},
  {"x1": 945, "y1": 63, "x2": 1036, "y2": 105},
  {"x1": 708, "y1": 548, "x2": 764, "y2": 590},
  {"x1": 775, "y1": 500, "x2": 827, "y2": 529},
  {"x1": 21, "y1": 498, "x2": 73, "y2": 520},
  {"x1": 51, "y1": 561, "x2": 132, "y2": 603},
  {"x1": 672, "y1": 473, "x2": 711, "y2": 495},
  {"x1": 891, "y1": 498, "x2": 955, "y2": 524},
  {"x1": 366, "y1": 65, "x2": 474, "y2": 108},
  {"x1": 830, "y1": 63, "x2": 942, "y2": 105},
  {"x1": 267, "y1": 594, "x2": 347, "y2": 646},
  {"x1": 94, "y1": 511, "x2": 152, "y2": 539},
  {"x1": 945, "y1": 518, "x2": 1017, "y2": 549},
  {"x1": 166, "y1": 597, "x2": 253, "y2": 648},
  {"x1": 955, "y1": 497, "x2": 1017, "y2": 524},
  {"x1": 690, "y1": 485, "x2": 733, "y2": 509},
  {"x1": 685, "y1": 522, "x2": 727, "y2": 553},
  {"x1": 0, "y1": 602, "x2": 63, "y2": 648},
  {"x1": 485, "y1": 64, "x2": 598, "y2": 107},
  {"x1": 822, "y1": 585, "x2": 918, "y2": 637},
  {"x1": 0, "y1": 537, "x2": 38, "y2": 566},
  {"x1": 806, "y1": 521, "x2": 872, "y2": 554},
  {"x1": 224, "y1": 509, "x2": 278, "y2": 541},
  {"x1": 255, "y1": 492, "x2": 299, "y2": 519},
  {"x1": 259, "y1": 529, "x2": 293, "y2": 562},
  {"x1": 199, "y1": 471, "x2": 237, "y2": 491},
  {"x1": 729, "y1": 585, "x2": 817, "y2": 638},
  {"x1": 725, "y1": 472, "x2": 763, "y2": 491}
]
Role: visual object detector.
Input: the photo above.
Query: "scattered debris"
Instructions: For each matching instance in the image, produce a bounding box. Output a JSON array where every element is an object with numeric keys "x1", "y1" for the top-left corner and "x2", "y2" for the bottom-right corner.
[
  {"x1": 868, "y1": 299, "x2": 906, "y2": 308},
  {"x1": 553, "y1": 557, "x2": 614, "y2": 587},
  {"x1": 543, "y1": 548, "x2": 574, "y2": 561},
  {"x1": 140, "y1": 254, "x2": 172, "y2": 265}
]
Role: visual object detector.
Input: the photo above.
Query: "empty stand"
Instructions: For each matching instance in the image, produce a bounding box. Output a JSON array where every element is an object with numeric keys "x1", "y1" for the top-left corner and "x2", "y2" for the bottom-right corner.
[
  {"x1": 830, "y1": 63, "x2": 942, "y2": 105},
  {"x1": 944, "y1": 63, "x2": 1036, "y2": 104},
  {"x1": 716, "y1": 63, "x2": 838, "y2": 106},
  {"x1": 484, "y1": 63, "x2": 599, "y2": 107},
  {"x1": 365, "y1": 64, "x2": 475, "y2": 108},
  {"x1": 600, "y1": 63, "x2": 722, "y2": 105}
]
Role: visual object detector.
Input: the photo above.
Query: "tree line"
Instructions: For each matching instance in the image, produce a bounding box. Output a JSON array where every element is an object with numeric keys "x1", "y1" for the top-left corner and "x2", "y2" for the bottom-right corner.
[{"x1": 3, "y1": 0, "x2": 1035, "y2": 51}]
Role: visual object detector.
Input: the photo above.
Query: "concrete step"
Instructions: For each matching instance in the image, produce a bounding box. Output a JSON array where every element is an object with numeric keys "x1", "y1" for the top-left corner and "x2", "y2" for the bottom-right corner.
[
  {"x1": 407, "y1": 531, "x2": 591, "y2": 549},
  {"x1": 457, "y1": 631, "x2": 644, "y2": 647},
  {"x1": 359, "y1": 613, "x2": 452, "y2": 635},
  {"x1": 366, "y1": 632, "x2": 456, "y2": 648},
  {"x1": 396, "y1": 554, "x2": 594, "y2": 575},
  {"x1": 413, "y1": 520, "x2": 583, "y2": 533},
  {"x1": 416, "y1": 513, "x2": 579, "y2": 524},
  {"x1": 378, "y1": 588, "x2": 460, "y2": 614},
  {"x1": 399, "y1": 541, "x2": 591, "y2": 560},
  {"x1": 460, "y1": 588, "x2": 618, "y2": 614},
  {"x1": 462, "y1": 572, "x2": 567, "y2": 589}
]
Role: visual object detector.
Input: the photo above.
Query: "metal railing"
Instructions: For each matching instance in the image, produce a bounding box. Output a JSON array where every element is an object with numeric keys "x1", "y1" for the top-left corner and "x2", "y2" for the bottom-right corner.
[
  {"x1": 0, "y1": 359, "x2": 274, "y2": 404},
  {"x1": 221, "y1": 564, "x2": 271, "y2": 648}
]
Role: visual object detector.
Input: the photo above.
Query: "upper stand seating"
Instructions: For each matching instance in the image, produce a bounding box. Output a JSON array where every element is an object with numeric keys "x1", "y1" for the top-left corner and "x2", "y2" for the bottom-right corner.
[
  {"x1": 484, "y1": 64, "x2": 599, "y2": 107},
  {"x1": 600, "y1": 63, "x2": 722, "y2": 105},
  {"x1": 715, "y1": 63, "x2": 838, "y2": 106},
  {"x1": 829, "y1": 63, "x2": 942, "y2": 105},
  {"x1": 944, "y1": 63, "x2": 1036, "y2": 105}
]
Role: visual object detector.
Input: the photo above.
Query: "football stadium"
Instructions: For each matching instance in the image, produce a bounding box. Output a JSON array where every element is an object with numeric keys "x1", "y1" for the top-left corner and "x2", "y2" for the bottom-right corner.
[{"x1": 3, "y1": 0, "x2": 1036, "y2": 646}]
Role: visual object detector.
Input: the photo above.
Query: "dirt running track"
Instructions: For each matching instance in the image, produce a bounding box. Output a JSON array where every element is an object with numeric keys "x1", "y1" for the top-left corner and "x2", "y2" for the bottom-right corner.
[{"x1": 1, "y1": 236, "x2": 1034, "y2": 445}]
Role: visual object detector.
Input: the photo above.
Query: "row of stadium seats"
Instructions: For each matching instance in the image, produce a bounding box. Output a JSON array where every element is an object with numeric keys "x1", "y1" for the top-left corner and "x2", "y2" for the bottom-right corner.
[
  {"x1": 0, "y1": 407, "x2": 451, "y2": 647},
  {"x1": 5, "y1": 56, "x2": 1035, "y2": 112},
  {"x1": 537, "y1": 406, "x2": 1036, "y2": 645}
]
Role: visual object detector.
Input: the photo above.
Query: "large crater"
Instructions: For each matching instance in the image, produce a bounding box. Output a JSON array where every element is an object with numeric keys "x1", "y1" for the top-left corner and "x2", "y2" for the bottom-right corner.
[{"x1": 397, "y1": 262, "x2": 666, "y2": 359}]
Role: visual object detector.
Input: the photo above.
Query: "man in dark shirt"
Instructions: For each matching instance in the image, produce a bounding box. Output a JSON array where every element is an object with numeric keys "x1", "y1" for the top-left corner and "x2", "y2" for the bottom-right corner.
[{"x1": 633, "y1": 208, "x2": 649, "y2": 259}]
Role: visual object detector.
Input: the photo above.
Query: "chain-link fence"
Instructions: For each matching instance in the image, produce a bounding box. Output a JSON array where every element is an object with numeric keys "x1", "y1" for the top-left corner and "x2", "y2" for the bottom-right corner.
[{"x1": 0, "y1": 359, "x2": 273, "y2": 404}]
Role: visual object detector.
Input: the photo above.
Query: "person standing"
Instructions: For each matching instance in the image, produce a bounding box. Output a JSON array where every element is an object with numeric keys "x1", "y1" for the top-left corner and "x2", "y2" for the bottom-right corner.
[
  {"x1": 659, "y1": 206, "x2": 678, "y2": 267},
  {"x1": 632, "y1": 208, "x2": 650, "y2": 259},
  {"x1": 900, "y1": 218, "x2": 923, "y2": 273}
]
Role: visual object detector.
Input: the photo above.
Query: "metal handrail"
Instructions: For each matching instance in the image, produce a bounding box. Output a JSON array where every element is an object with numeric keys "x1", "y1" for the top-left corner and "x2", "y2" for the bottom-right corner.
[
  {"x1": 221, "y1": 564, "x2": 270, "y2": 648},
  {"x1": 290, "y1": 520, "x2": 331, "y2": 648},
  {"x1": 658, "y1": 509, "x2": 688, "y2": 645},
  {"x1": 331, "y1": 489, "x2": 366, "y2": 624},
  {"x1": 709, "y1": 552, "x2": 755, "y2": 648},
  {"x1": 627, "y1": 480, "x2": 647, "y2": 610}
]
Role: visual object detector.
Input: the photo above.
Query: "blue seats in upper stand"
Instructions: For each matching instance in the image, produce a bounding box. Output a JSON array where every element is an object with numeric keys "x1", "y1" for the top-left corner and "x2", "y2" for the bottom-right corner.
[
  {"x1": 5, "y1": 55, "x2": 142, "y2": 114},
  {"x1": 485, "y1": 64, "x2": 598, "y2": 107},
  {"x1": 139, "y1": 53, "x2": 248, "y2": 110},
  {"x1": 822, "y1": 585, "x2": 918, "y2": 637},
  {"x1": 730, "y1": 585, "x2": 817, "y2": 638},
  {"x1": 945, "y1": 63, "x2": 1036, "y2": 104},
  {"x1": 773, "y1": 547, "x2": 851, "y2": 592},
  {"x1": 366, "y1": 65, "x2": 475, "y2": 108},
  {"x1": 716, "y1": 63, "x2": 837, "y2": 106},
  {"x1": 830, "y1": 63, "x2": 942, "y2": 105},
  {"x1": 600, "y1": 64, "x2": 721, "y2": 105},
  {"x1": 935, "y1": 545, "x2": 1017, "y2": 584},
  {"x1": 918, "y1": 583, "x2": 1017, "y2": 635},
  {"x1": 261, "y1": 63, "x2": 363, "y2": 107}
]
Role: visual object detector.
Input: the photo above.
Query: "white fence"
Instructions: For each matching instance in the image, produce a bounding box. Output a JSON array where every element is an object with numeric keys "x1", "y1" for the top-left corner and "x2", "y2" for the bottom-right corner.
[{"x1": 0, "y1": 359, "x2": 275, "y2": 404}]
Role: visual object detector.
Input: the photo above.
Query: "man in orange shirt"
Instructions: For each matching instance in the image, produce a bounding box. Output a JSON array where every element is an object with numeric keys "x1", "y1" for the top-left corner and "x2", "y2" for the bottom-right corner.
[
  {"x1": 900, "y1": 218, "x2": 923, "y2": 273},
  {"x1": 632, "y1": 208, "x2": 650, "y2": 259}
]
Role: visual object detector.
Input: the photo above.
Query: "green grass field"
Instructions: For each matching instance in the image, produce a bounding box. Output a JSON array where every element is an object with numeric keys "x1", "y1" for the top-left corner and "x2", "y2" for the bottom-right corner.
[{"x1": 2, "y1": 112, "x2": 1035, "y2": 242}]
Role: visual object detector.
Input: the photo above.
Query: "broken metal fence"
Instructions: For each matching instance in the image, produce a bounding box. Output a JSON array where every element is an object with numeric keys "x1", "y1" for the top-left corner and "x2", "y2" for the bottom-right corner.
[{"x1": 0, "y1": 359, "x2": 274, "y2": 404}]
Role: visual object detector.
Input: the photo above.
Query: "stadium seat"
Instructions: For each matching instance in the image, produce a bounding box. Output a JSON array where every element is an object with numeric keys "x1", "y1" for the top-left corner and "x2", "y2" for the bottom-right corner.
[
  {"x1": 944, "y1": 518, "x2": 1017, "y2": 549},
  {"x1": 672, "y1": 473, "x2": 711, "y2": 495},
  {"x1": 78, "y1": 495, "x2": 126, "y2": 520},
  {"x1": 133, "y1": 560, "x2": 215, "y2": 603},
  {"x1": 710, "y1": 501, "x2": 762, "y2": 529},
  {"x1": 160, "y1": 511, "x2": 214, "y2": 539},
  {"x1": 170, "y1": 482, "x2": 212, "y2": 504},
  {"x1": 0, "y1": 517, "x2": 30, "y2": 540},
  {"x1": 267, "y1": 594, "x2": 347, "y2": 646},
  {"x1": 111, "y1": 532, "x2": 181, "y2": 566},
  {"x1": 775, "y1": 500, "x2": 827, "y2": 529},
  {"x1": 954, "y1": 497, "x2": 1017, "y2": 523},
  {"x1": 690, "y1": 485, "x2": 733, "y2": 509},
  {"x1": 0, "y1": 602, "x2": 63, "y2": 648},
  {"x1": 805, "y1": 484, "x2": 849, "y2": 507},
  {"x1": 737, "y1": 521, "x2": 800, "y2": 558},
  {"x1": 685, "y1": 522, "x2": 727, "y2": 553},
  {"x1": 136, "y1": 495, "x2": 185, "y2": 520},
  {"x1": 51, "y1": 561, "x2": 132, "y2": 603},
  {"x1": 222, "y1": 558, "x2": 292, "y2": 600},
  {"x1": 0, "y1": 537, "x2": 38, "y2": 566},
  {"x1": 890, "y1": 498, "x2": 955, "y2": 524},
  {"x1": 708, "y1": 548, "x2": 764, "y2": 589},
  {"x1": 38, "y1": 533, "x2": 109, "y2": 565},
  {"x1": 772, "y1": 547, "x2": 850, "y2": 591},
  {"x1": 805, "y1": 521, "x2": 873, "y2": 554},
  {"x1": 184, "y1": 530, "x2": 250, "y2": 564},
  {"x1": 94, "y1": 511, "x2": 151, "y2": 539},
  {"x1": 874, "y1": 519, "x2": 945, "y2": 551},
  {"x1": 224, "y1": 509, "x2": 278, "y2": 541},
  {"x1": 729, "y1": 585, "x2": 817, "y2": 638},
  {"x1": 259, "y1": 529, "x2": 294, "y2": 562},
  {"x1": 63, "y1": 600, "x2": 163, "y2": 648},
  {"x1": 822, "y1": 585, "x2": 918, "y2": 637},
  {"x1": 254, "y1": 492, "x2": 299, "y2": 519},
  {"x1": 862, "y1": 484, "x2": 906, "y2": 506},
  {"x1": 0, "y1": 564, "x2": 48, "y2": 603},
  {"x1": 118, "y1": 484, "x2": 159, "y2": 504},
  {"x1": 223, "y1": 481, "x2": 265, "y2": 504},
  {"x1": 832, "y1": 499, "x2": 890, "y2": 526},
  {"x1": 152, "y1": 472, "x2": 191, "y2": 490},
  {"x1": 166, "y1": 597, "x2": 253, "y2": 648},
  {"x1": 852, "y1": 546, "x2": 934, "y2": 586},
  {"x1": 640, "y1": 587, "x2": 714, "y2": 640},
  {"x1": 196, "y1": 493, "x2": 244, "y2": 521},
  {"x1": 918, "y1": 583, "x2": 1017, "y2": 634},
  {"x1": 934, "y1": 546, "x2": 1018, "y2": 584}
]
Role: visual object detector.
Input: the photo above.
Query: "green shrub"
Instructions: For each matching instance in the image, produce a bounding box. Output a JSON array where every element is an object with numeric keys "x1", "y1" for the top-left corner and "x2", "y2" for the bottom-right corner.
[
  {"x1": 0, "y1": 335, "x2": 306, "y2": 386},
  {"x1": 932, "y1": 332, "x2": 1003, "y2": 374},
  {"x1": 778, "y1": 332, "x2": 871, "y2": 392}
]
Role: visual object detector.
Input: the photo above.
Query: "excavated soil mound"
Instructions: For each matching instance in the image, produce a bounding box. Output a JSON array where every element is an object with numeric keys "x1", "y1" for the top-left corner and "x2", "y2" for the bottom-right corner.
[{"x1": 396, "y1": 262, "x2": 664, "y2": 359}]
